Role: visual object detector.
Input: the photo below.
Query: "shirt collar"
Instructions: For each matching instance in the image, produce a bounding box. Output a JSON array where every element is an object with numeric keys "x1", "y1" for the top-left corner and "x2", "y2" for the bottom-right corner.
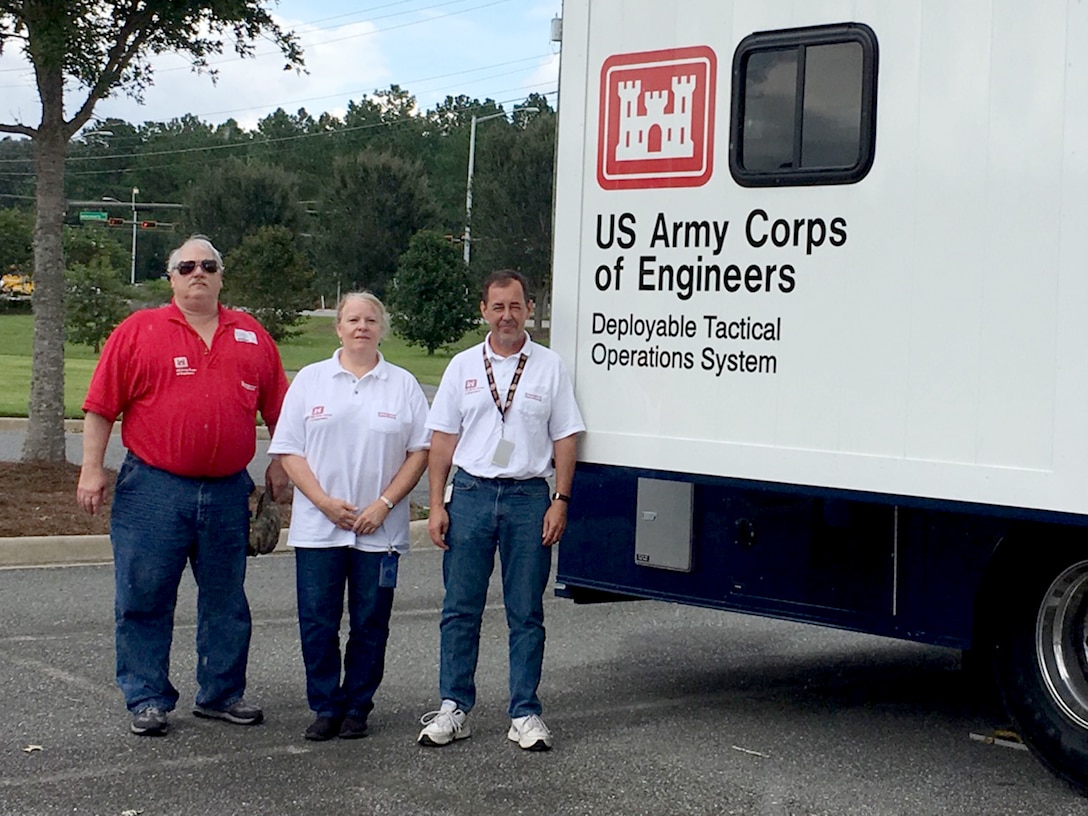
[
  {"x1": 166, "y1": 300, "x2": 234, "y2": 326},
  {"x1": 330, "y1": 348, "x2": 388, "y2": 380},
  {"x1": 484, "y1": 332, "x2": 534, "y2": 361}
]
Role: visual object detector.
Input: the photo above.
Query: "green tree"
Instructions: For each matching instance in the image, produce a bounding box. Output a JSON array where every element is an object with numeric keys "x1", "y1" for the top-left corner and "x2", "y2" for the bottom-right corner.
[
  {"x1": 388, "y1": 230, "x2": 476, "y2": 355},
  {"x1": 421, "y1": 96, "x2": 504, "y2": 230},
  {"x1": 0, "y1": 136, "x2": 35, "y2": 201},
  {"x1": 0, "y1": 207, "x2": 34, "y2": 274},
  {"x1": 131, "y1": 114, "x2": 221, "y2": 207},
  {"x1": 64, "y1": 119, "x2": 139, "y2": 203},
  {"x1": 318, "y1": 150, "x2": 438, "y2": 299},
  {"x1": 470, "y1": 105, "x2": 556, "y2": 311},
  {"x1": 252, "y1": 107, "x2": 334, "y2": 201},
  {"x1": 0, "y1": 1, "x2": 302, "y2": 462},
  {"x1": 64, "y1": 224, "x2": 129, "y2": 271},
  {"x1": 64, "y1": 257, "x2": 132, "y2": 353},
  {"x1": 183, "y1": 160, "x2": 305, "y2": 254},
  {"x1": 222, "y1": 225, "x2": 314, "y2": 341}
]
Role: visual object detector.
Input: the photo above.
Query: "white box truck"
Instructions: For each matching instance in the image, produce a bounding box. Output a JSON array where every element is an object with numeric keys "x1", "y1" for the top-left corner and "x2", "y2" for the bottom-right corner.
[{"x1": 550, "y1": 0, "x2": 1088, "y2": 790}]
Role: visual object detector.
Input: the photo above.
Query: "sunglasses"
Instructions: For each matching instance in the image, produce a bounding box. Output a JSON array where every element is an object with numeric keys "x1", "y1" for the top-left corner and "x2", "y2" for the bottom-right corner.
[{"x1": 174, "y1": 259, "x2": 221, "y2": 275}]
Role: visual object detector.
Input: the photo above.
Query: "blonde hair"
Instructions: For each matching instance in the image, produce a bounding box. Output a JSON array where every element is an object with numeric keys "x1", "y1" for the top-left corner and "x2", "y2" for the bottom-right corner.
[{"x1": 336, "y1": 291, "x2": 391, "y2": 336}]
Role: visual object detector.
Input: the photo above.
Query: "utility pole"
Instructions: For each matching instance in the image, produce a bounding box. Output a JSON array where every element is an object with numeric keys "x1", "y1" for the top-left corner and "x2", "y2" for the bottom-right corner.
[{"x1": 130, "y1": 187, "x2": 139, "y2": 284}]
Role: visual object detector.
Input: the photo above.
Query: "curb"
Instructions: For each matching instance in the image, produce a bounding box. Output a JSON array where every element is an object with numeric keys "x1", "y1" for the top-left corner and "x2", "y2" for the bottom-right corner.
[
  {"x1": 0, "y1": 520, "x2": 433, "y2": 569},
  {"x1": 0, "y1": 417, "x2": 87, "y2": 433}
]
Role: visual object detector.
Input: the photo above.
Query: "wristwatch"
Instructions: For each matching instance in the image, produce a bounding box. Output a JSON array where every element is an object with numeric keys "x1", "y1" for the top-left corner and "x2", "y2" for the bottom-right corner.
[
  {"x1": 379, "y1": 495, "x2": 395, "y2": 510},
  {"x1": 551, "y1": 492, "x2": 571, "y2": 503}
]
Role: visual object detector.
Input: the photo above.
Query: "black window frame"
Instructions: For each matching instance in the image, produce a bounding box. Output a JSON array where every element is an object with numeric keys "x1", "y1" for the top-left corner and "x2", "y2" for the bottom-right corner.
[{"x1": 730, "y1": 22, "x2": 879, "y2": 187}]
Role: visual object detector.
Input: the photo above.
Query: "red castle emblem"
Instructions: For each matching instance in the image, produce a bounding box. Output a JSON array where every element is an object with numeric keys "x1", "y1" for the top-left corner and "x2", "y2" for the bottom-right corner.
[{"x1": 597, "y1": 46, "x2": 717, "y2": 190}]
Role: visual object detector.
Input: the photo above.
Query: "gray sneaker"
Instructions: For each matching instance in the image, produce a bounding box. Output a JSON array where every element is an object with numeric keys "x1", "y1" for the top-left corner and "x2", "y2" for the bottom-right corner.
[
  {"x1": 131, "y1": 707, "x2": 168, "y2": 736},
  {"x1": 193, "y1": 698, "x2": 264, "y2": 725},
  {"x1": 508, "y1": 714, "x2": 552, "y2": 751},
  {"x1": 417, "y1": 708, "x2": 470, "y2": 746}
]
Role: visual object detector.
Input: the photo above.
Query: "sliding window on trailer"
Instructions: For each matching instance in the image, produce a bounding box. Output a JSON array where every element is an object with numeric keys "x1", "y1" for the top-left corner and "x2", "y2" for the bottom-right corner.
[{"x1": 730, "y1": 23, "x2": 878, "y2": 187}]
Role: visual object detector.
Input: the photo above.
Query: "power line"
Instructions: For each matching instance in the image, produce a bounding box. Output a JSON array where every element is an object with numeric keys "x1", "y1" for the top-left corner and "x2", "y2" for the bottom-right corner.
[
  {"x1": 0, "y1": 71, "x2": 556, "y2": 166},
  {"x1": 0, "y1": 1, "x2": 550, "y2": 156},
  {"x1": 171, "y1": 54, "x2": 552, "y2": 122},
  {"x1": 0, "y1": 0, "x2": 514, "y2": 76}
]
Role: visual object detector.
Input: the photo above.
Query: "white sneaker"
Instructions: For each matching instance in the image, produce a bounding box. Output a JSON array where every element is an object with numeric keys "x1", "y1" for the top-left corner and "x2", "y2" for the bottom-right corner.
[
  {"x1": 508, "y1": 714, "x2": 552, "y2": 751},
  {"x1": 417, "y1": 708, "x2": 470, "y2": 746}
]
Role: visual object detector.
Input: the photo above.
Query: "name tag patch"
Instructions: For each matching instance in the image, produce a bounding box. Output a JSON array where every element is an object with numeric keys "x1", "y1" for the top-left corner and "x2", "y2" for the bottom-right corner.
[{"x1": 234, "y1": 328, "x2": 258, "y2": 345}]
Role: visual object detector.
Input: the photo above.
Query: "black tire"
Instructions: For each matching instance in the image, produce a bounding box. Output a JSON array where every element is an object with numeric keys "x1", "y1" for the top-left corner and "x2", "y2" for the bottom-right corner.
[{"x1": 992, "y1": 544, "x2": 1088, "y2": 792}]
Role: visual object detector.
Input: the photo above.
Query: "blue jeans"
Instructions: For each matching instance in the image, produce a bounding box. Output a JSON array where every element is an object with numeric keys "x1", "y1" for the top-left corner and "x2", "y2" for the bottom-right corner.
[
  {"x1": 439, "y1": 470, "x2": 552, "y2": 718},
  {"x1": 110, "y1": 453, "x2": 254, "y2": 714},
  {"x1": 295, "y1": 547, "x2": 395, "y2": 720}
]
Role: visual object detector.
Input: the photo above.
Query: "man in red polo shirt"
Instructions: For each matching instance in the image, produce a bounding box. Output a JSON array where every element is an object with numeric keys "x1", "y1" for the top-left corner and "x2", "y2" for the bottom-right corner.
[{"x1": 77, "y1": 235, "x2": 289, "y2": 737}]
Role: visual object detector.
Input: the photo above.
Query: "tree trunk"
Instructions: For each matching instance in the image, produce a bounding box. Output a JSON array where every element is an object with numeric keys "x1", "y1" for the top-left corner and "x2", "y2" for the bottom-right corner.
[{"x1": 21, "y1": 71, "x2": 69, "y2": 462}]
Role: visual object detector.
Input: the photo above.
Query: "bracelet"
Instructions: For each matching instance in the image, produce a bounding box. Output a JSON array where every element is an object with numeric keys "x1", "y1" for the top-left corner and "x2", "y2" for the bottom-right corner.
[{"x1": 379, "y1": 495, "x2": 395, "y2": 510}]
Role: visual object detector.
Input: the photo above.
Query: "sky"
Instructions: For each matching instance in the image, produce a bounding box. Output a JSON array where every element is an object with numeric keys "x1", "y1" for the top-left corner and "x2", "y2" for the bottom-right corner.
[{"x1": 0, "y1": 0, "x2": 563, "y2": 132}]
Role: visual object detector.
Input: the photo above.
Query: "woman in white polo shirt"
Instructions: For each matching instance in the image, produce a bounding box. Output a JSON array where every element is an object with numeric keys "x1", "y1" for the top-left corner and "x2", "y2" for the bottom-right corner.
[{"x1": 269, "y1": 292, "x2": 430, "y2": 741}]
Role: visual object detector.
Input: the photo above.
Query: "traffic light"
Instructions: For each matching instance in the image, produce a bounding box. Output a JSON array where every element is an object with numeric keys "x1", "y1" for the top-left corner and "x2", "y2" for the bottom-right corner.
[
  {"x1": 140, "y1": 220, "x2": 157, "y2": 229},
  {"x1": 107, "y1": 217, "x2": 124, "y2": 227}
]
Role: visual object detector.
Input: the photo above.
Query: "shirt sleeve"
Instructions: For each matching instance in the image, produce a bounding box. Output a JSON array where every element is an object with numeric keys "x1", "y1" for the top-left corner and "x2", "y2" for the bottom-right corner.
[
  {"x1": 267, "y1": 368, "x2": 309, "y2": 456},
  {"x1": 82, "y1": 317, "x2": 135, "y2": 421},
  {"x1": 425, "y1": 360, "x2": 464, "y2": 434},
  {"x1": 547, "y1": 359, "x2": 586, "y2": 441},
  {"x1": 405, "y1": 378, "x2": 432, "y2": 452}
]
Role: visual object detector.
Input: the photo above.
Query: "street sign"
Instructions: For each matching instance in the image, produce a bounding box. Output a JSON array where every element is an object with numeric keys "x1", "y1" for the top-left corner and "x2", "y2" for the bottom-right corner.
[{"x1": 78, "y1": 210, "x2": 108, "y2": 222}]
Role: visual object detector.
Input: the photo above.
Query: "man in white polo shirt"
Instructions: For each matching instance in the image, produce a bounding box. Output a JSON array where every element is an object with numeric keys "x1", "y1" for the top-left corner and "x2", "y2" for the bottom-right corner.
[{"x1": 417, "y1": 269, "x2": 585, "y2": 752}]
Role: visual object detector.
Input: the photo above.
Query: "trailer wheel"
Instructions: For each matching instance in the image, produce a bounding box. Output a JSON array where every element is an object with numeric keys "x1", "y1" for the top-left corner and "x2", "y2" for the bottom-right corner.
[{"x1": 992, "y1": 549, "x2": 1088, "y2": 791}]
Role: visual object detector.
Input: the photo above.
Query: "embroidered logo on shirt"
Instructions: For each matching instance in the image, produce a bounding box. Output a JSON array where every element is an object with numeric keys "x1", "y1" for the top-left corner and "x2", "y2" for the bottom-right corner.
[
  {"x1": 234, "y1": 328, "x2": 258, "y2": 345},
  {"x1": 308, "y1": 405, "x2": 329, "y2": 421},
  {"x1": 464, "y1": 378, "x2": 484, "y2": 395},
  {"x1": 173, "y1": 356, "x2": 196, "y2": 376},
  {"x1": 525, "y1": 392, "x2": 543, "y2": 402},
  {"x1": 377, "y1": 411, "x2": 397, "y2": 420},
  {"x1": 240, "y1": 380, "x2": 257, "y2": 392}
]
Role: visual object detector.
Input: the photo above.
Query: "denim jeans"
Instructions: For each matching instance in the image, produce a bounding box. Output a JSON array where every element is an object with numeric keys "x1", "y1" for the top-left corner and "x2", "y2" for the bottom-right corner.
[
  {"x1": 440, "y1": 470, "x2": 552, "y2": 718},
  {"x1": 110, "y1": 453, "x2": 254, "y2": 713},
  {"x1": 295, "y1": 547, "x2": 395, "y2": 720}
]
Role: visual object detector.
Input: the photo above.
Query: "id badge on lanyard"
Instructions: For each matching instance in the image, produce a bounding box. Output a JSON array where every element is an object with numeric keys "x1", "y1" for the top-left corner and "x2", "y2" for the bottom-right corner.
[{"x1": 484, "y1": 348, "x2": 527, "y2": 468}]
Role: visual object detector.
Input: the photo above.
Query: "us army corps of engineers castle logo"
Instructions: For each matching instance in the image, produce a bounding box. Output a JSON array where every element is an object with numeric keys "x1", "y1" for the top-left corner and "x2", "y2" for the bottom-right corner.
[{"x1": 597, "y1": 46, "x2": 717, "y2": 190}]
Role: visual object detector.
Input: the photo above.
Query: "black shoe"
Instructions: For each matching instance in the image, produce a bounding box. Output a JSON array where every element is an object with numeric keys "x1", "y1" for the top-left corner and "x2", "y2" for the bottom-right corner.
[
  {"x1": 131, "y1": 707, "x2": 168, "y2": 736},
  {"x1": 193, "y1": 698, "x2": 264, "y2": 726},
  {"x1": 338, "y1": 715, "x2": 369, "y2": 739},
  {"x1": 304, "y1": 715, "x2": 342, "y2": 741}
]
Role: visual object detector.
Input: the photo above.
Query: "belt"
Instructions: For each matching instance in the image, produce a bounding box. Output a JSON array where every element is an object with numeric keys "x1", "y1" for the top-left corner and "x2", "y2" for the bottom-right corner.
[{"x1": 458, "y1": 472, "x2": 546, "y2": 485}]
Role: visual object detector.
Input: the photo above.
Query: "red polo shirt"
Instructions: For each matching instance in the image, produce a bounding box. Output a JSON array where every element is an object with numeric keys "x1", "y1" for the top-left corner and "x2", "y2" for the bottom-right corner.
[{"x1": 83, "y1": 301, "x2": 289, "y2": 478}]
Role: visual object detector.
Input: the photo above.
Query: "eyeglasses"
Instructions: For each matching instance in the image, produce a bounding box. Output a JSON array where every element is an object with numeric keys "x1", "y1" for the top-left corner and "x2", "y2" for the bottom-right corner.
[{"x1": 174, "y1": 259, "x2": 221, "y2": 275}]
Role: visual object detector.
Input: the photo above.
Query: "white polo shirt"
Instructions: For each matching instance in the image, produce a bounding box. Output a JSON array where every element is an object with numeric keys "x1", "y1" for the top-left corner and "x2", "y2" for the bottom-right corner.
[
  {"x1": 269, "y1": 350, "x2": 430, "y2": 553},
  {"x1": 427, "y1": 333, "x2": 585, "y2": 479}
]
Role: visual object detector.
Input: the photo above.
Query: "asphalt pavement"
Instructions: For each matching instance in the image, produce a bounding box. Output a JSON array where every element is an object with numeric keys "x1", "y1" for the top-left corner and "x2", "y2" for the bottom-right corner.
[
  {"x1": 1, "y1": 412, "x2": 1086, "y2": 813},
  {"x1": 1, "y1": 553, "x2": 1084, "y2": 816}
]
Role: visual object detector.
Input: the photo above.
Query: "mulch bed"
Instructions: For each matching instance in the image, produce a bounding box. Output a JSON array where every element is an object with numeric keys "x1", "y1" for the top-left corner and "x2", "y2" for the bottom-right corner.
[
  {"x1": 0, "y1": 461, "x2": 291, "y2": 538},
  {"x1": 0, "y1": 461, "x2": 113, "y2": 537}
]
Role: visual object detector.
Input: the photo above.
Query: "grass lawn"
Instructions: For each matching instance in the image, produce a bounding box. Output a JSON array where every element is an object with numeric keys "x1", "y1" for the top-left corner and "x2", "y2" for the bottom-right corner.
[{"x1": 0, "y1": 312, "x2": 489, "y2": 418}]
